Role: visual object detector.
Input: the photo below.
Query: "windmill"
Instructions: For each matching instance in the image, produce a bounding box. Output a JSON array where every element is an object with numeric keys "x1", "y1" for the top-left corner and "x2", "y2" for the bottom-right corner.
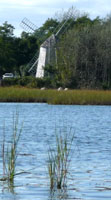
[{"x1": 20, "y1": 8, "x2": 76, "y2": 78}]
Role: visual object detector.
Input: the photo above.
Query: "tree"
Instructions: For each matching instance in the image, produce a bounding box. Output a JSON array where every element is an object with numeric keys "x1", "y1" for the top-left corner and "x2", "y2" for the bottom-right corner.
[
  {"x1": 34, "y1": 18, "x2": 59, "y2": 45},
  {"x1": 0, "y1": 21, "x2": 14, "y2": 37},
  {"x1": 0, "y1": 22, "x2": 16, "y2": 75}
]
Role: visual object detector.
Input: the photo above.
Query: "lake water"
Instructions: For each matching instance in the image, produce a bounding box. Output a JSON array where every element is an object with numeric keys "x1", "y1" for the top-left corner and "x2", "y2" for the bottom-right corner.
[{"x1": 0, "y1": 103, "x2": 111, "y2": 200}]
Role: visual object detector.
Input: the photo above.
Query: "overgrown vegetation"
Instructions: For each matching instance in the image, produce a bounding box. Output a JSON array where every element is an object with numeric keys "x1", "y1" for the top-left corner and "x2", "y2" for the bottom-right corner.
[
  {"x1": 1, "y1": 76, "x2": 52, "y2": 88},
  {"x1": 0, "y1": 87, "x2": 111, "y2": 105},
  {"x1": 54, "y1": 15, "x2": 111, "y2": 89}
]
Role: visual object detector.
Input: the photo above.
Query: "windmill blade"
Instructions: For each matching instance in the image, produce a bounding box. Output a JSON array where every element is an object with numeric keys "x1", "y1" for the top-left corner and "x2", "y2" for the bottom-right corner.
[
  {"x1": 20, "y1": 18, "x2": 38, "y2": 33},
  {"x1": 25, "y1": 51, "x2": 39, "y2": 75},
  {"x1": 28, "y1": 59, "x2": 38, "y2": 73},
  {"x1": 55, "y1": 8, "x2": 75, "y2": 38}
]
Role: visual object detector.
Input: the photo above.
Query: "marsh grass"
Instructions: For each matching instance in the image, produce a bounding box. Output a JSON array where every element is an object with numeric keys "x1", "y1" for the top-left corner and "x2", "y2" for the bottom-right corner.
[
  {"x1": 1, "y1": 112, "x2": 23, "y2": 183},
  {"x1": 0, "y1": 87, "x2": 111, "y2": 105},
  {"x1": 48, "y1": 128, "x2": 74, "y2": 190}
]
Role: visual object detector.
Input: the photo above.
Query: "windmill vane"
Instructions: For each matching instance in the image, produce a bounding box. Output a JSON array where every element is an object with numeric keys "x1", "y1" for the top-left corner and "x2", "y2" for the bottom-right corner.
[{"x1": 20, "y1": 17, "x2": 38, "y2": 32}]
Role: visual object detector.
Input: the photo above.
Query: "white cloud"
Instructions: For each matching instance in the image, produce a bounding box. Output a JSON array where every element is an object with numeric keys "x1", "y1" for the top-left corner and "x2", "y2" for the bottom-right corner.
[
  {"x1": 1, "y1": 0, "x2": 32, "y2": 6},
  {"x1": 0, "y1": 0, "x2": 111, "y2": 36},
  {"x1": 0, "y1": 0, "x2": 63, "y2": 6},
  {"x1": 67, "y1": 0, "x2": 84, "y2": 2}
]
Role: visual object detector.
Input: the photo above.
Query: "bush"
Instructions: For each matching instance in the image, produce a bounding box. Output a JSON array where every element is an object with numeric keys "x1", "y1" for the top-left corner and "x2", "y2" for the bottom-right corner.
[
  {"x1": 1, "y1": 76, "x2": 38, "y2": 88},
  {"x1": 1, "y1": 76, "x2": 78, "y2": 89},
  {"x1": 1, "y1": 78, "x2": 18, "y2": 86},
  {"x1": 102, "y1": 82, "x2": 110, "y2": 90},
  {"x1": 17, "y1": 77, "x2": 34, "y2": 86},
  {"x1": 1, "y1": 76, "x2": 53, "y2": 88}
]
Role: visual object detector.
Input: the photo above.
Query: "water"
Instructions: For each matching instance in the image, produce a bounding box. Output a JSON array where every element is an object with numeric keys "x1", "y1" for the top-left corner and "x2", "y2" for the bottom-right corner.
[{"x1": 0, "y1": 103, "x2": 111, "y2": 200}]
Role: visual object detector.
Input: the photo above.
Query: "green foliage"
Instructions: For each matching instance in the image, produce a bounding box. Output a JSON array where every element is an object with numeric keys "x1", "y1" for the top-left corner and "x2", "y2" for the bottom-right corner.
[
  {"x1": 0, "y1": 21, "x2": 14, "y2": 37},
  {"x1": 34, "y1": 18, "x2": 59, "y2": 45},
  {"x1": 102, "y1": 82, "x2": 110, "y2": 90},
  {"x1": 1, "y1": 77, "x2": 37, "y2": 87},
  {"x1": 1, "y1": 78, "x2": 18, "y2": 86},
  {"x1": 56, "y1": 14, "x2": 111, "y2": 89},
  {"x1": 1, "y1": 76, "x2": 52, "y2": 88},
  {"x1": 17, "y1": 76, "x2": 35, "y2": 87},
  {"x1": 0, "y1": 22, "x2": 38, "y2": 76}
]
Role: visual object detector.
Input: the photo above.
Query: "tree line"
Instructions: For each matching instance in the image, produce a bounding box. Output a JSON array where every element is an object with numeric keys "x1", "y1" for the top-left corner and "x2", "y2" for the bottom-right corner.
[
  {"x1": 54, "y1": 15, "x2": 111, "y2": 89},
  {"x1": 0, "y1": 10, "x2": 111, "y2": 89}
]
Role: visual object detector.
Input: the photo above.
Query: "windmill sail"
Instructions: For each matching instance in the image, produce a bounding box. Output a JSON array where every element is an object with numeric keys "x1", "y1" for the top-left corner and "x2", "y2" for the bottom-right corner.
[{"x1": 20, "y1": 18, "x2": 37, "y2": 33}]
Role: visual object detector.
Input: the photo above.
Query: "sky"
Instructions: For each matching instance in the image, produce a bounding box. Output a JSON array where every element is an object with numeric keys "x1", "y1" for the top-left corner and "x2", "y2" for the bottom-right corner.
[{"x1": 0, "y1": 0, "x2": 111, "y2": 37}]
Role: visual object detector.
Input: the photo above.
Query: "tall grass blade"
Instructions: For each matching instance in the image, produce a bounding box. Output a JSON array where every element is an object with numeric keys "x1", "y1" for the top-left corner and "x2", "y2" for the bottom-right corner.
[{"x1": 48, "y1": 127, "x2": 74, "y2": 190}]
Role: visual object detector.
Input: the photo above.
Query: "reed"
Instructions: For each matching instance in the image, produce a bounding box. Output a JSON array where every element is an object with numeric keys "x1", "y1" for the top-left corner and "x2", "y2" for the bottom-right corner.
[
  {"x1": 48, "y1": 150, "x2": 56, "y2": 189},
  {"x1": 0, "y1": 87, "x2": 111, "y2": 105},
  {"x1": 48, "y1": 128, "x2": 74, "y2": 189},
  {"x1": 1, "y1": 112, "x2": 23, "y2": 183}
]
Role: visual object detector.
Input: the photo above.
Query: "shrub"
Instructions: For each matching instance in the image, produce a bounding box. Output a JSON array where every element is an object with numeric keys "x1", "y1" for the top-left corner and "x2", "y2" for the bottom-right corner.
[
  {"x1": 102, "y1": 82, "x2": 110, "y2": 90},
  {"x1": 1, "y1": 78, "x2": 18, "y2": 86}
]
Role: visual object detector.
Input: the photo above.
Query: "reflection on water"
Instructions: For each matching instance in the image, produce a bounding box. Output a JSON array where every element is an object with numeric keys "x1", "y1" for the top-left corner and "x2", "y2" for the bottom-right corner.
[{"x1": 0, "y1": 103, "x2": 111, "y2": 200}]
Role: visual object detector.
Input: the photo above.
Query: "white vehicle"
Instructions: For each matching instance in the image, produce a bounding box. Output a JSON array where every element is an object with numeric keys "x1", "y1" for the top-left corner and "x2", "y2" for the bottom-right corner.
[{"x1": 2, "y1": 73, "x2": 14, "y2": 79}]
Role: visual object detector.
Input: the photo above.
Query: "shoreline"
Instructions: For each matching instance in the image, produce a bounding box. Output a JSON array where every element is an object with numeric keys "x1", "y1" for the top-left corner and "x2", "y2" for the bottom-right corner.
[{"x1": 0, "y1": 87, "x2": 111, "y2": 105}]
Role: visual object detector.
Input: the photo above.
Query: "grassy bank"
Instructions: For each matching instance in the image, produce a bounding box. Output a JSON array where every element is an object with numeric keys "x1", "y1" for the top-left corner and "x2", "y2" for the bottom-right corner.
[{"x1": 0, "y1": 87, "x2": 111, "y2": 105}]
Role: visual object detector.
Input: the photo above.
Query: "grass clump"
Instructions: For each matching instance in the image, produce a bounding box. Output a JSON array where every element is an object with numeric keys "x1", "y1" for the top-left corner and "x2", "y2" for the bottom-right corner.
[
  {"x1": 1, "y1": 112, "x2": 23, "y2": 183},
  {"x1": 48, "y1": 128, "x2": 74, "y2": 190}
]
